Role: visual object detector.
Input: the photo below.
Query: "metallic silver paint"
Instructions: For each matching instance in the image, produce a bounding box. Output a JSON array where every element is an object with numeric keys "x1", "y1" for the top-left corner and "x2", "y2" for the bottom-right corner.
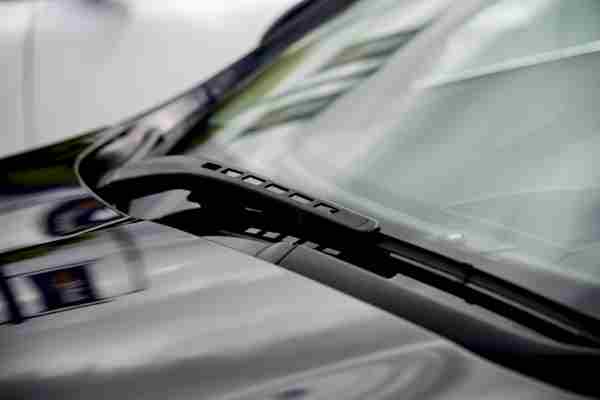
[{"x1": 0, "y1": 222, "x2": 587, "y2": 399}]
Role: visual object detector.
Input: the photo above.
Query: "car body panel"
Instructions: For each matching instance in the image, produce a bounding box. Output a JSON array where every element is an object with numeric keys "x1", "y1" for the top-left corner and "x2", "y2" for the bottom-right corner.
[
  {"x1": 0, "y1": 1, "x2": 595, "y2": 398},
  {"x1": 0, "y1": 221, "x2": 585, "y2": 399}
]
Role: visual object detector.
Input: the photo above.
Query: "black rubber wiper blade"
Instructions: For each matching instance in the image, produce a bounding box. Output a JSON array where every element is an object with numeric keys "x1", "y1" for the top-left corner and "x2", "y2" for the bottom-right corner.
[{"x1": 375, "y1": 234, "x2": 600, "y2": 347}]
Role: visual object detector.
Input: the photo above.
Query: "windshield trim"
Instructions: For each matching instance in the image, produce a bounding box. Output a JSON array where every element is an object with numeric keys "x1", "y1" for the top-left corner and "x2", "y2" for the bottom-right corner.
[{"x1": 80, "y1": 153, "x2": 600, "y2": 397}]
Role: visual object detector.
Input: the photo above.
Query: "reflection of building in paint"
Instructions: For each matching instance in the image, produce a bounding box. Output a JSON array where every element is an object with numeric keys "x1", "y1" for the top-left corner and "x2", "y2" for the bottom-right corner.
[
  {"x1": 46, "y1": 196, "x2": 120, "y2": 236},
  {"x1": 53, "y1": 270, "x2": 88, "y2": 304},
  {"x1": 29, "y1": 265, "x2": 98, "y2": 311}
]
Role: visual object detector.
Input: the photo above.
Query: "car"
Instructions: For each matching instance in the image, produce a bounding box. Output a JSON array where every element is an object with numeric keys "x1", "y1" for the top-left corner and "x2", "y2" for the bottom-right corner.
[{"x1": 1, "y1": 0, "x2": 599, "y2": 399}]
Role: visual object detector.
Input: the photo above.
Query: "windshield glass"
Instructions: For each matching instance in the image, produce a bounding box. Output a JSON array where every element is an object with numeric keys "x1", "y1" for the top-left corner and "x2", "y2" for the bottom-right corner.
[{"x1": 180, "y1": 0, "x2": 600, "y2": 301}]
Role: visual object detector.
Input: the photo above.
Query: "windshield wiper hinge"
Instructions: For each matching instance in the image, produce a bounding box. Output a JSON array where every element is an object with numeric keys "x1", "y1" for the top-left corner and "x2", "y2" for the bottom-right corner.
[{"x1": 90, "y1": 151, "x2": 600, "y2": 397}]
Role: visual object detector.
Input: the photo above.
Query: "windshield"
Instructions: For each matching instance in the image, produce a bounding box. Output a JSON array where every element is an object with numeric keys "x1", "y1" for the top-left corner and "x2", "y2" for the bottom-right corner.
[{"x1": 179, "y1": 0, "x2": 600, "y2": 310}]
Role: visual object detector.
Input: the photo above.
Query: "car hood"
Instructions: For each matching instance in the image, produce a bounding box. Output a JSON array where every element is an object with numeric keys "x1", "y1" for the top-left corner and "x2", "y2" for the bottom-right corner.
[{"x1": 0, "y1": 222, "x2": 585, "y2": 399}]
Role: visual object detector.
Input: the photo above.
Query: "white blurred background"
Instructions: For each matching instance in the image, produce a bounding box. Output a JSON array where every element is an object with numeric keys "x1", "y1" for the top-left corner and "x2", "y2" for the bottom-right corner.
[{"x1": 0, "y1": 0, "x2": 300, "y2": 158}]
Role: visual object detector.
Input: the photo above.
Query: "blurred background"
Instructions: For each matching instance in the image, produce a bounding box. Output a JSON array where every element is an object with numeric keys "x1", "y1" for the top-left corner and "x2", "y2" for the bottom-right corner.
[{"x1": 0, "y1": 0, "x2": 301, "y2": 158}]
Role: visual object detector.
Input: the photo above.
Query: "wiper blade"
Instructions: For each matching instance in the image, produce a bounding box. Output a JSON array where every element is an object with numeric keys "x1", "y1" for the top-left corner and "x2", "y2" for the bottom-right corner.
[{"x1": 375, "y1": 233, "x2": 600, "y2": 346}]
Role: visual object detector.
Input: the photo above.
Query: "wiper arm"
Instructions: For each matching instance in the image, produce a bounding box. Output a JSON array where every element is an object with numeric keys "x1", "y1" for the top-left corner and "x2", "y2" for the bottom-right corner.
[{"x1": 98, "y1": 156, "x2": 378, "y2": 237}]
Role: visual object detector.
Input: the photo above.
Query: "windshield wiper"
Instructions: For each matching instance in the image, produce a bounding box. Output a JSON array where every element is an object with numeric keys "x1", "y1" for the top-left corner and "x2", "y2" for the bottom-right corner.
[{"x1": 97, "y1": 155, "x2": 600, "y2": 396}]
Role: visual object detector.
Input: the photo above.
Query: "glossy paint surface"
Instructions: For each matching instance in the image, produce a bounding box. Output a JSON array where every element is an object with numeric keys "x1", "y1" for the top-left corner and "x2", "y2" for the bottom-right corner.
[{"x1": 0, "y1": 222, "x2": 586, "y2": 399}]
